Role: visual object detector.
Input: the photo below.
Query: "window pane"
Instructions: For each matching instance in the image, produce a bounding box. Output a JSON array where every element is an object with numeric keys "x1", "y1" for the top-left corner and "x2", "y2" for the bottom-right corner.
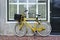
[
  {"x1": 38, "y1": 4, "x2": 46, "y2": 18},
  {"x1": 9, "y1": 0, "x2": 17, "y2": 3},
  {"x1": 9, "y1": 5, "x2": 17, "y2": 19},
  {"x1": 19, "y1": 5, "x2": 27, "y2": 14},
  {"x1": 38, "y1": 0, "x2": 47, "y2": 3},
  {"x1": 28, "y1": 5, "x2": 36, "y2": 18},
  {"x1": 28, "y1": 0, "x2": 36, "y2": 3},
  {"x1": 19, "y1": 0, "x2": 27, "y2": 3}
]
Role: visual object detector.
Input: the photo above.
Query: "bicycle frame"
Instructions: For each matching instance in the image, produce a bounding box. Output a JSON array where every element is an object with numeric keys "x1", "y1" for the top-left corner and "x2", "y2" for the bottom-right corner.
[{"x1": 18, "y1": 14, "x2": 45, "y2": 33}]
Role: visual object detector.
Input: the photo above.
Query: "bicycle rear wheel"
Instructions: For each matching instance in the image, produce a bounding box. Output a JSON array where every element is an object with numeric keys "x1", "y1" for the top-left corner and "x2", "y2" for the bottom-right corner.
[
  {"x1": 15, "y1": 23, "x2": 26, "y2": 37},
  {"x1": 37, "y1": 22, "x2": 51, "y2": 36}
]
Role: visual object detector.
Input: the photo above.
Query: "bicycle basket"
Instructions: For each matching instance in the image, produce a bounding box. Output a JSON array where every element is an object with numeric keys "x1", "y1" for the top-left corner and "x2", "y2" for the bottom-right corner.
[{"x1": 14, "y1": 14, "x2": 22, "y2": 21}]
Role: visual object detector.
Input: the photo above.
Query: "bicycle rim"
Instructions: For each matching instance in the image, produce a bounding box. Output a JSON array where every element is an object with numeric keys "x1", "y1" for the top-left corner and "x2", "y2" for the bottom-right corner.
[
  {"x1": 37, "y1": 22, "x2": 51, "y2": 36},
  {"x1": 15, "y1": 23, "x2": 26, "y2": 37}
]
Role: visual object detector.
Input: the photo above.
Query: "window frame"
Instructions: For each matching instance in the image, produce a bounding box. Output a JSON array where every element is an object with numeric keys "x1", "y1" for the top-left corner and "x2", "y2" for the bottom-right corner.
[{"x1": 6, "y1": 0, "x2": 50, "y2": 23}]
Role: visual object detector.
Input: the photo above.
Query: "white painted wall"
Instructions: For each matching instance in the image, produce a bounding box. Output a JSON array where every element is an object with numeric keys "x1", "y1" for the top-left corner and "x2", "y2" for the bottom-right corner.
[{"x1": 0, "y1": 0, "x2": 16, "y2": 35}]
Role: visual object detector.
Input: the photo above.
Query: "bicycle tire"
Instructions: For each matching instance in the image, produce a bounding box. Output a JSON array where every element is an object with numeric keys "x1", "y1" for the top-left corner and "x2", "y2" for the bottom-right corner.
[
  {"x1": 37, "y1": 22, "x2": 51, "y2": 36},
  {"x1": 15, "y1": 23, "x2": 26, "y2": 37}
]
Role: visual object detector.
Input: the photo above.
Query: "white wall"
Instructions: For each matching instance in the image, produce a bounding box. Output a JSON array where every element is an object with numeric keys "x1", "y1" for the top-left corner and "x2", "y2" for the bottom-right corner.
[{"x1": 0, "y1": 0, "x2": 16, "y2": 35}]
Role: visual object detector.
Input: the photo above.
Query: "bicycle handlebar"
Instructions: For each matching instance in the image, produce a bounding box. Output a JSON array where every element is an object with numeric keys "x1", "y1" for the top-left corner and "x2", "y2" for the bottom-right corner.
[{"x1": 24, "y1": 10, "x2": 41, "y2": 17}]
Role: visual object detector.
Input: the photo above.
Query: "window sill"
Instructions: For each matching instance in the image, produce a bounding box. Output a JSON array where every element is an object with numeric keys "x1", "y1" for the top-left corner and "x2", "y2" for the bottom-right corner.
[
  {"x1": 7, "y1": 18, "x2": 47, "y2": 23},
  {"x1": 6, "y1": 21, "x2": 37, "y2": 23}
]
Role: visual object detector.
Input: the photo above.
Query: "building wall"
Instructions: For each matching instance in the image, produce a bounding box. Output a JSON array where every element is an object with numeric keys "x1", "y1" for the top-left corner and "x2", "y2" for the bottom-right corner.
[{"x1": 0, "y1": 0, "x2": 16, "y2": 35}]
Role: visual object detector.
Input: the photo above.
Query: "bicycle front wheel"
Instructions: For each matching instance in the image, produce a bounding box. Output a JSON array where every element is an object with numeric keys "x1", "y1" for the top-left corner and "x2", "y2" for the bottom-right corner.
[
  {"x1": 15, "y1": 23, "x2": 26, "y2": 37},
  {"x1": 37, "y1": 22, "x2": 51, "y2": 36}
]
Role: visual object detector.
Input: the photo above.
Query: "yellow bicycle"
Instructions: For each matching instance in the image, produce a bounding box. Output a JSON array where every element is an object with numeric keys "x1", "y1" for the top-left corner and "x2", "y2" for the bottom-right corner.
[{"x1": 14, "y1": 10, "x2": 51, "y2": 37}]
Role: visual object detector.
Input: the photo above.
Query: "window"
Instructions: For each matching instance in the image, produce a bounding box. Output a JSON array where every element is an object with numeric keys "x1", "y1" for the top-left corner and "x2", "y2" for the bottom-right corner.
[{"x1": 7, "y1": 0, "x2": 48, "y2": 21}]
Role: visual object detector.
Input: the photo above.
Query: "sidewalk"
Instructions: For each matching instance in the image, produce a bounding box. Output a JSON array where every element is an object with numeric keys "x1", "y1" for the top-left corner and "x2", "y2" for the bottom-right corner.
[{"x1": 0, "y1": 36, "x2": 60, "y2": 40}]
